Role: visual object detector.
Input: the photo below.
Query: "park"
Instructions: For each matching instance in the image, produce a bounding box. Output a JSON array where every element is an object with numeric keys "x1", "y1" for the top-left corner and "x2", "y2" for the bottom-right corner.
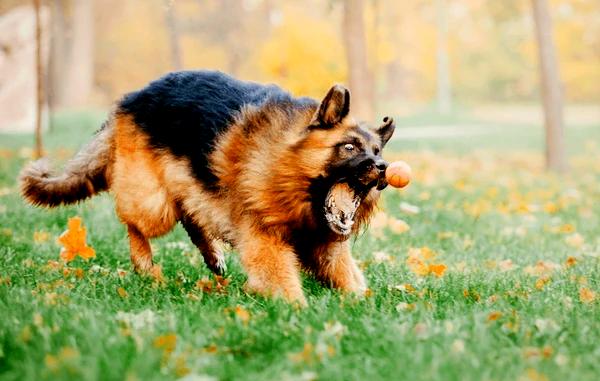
[{"x1": 0, "y1": 1, "x2": 599, "y2": 380}]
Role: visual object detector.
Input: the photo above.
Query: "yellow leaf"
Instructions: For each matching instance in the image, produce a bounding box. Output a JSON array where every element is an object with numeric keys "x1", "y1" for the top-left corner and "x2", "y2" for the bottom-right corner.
[
  {"x1": 579, "y1": 287, "x2": 596, "y2": 304},
  {"x1": 406, "y1": 247, "x2": 447, "y2": 278},
  {"x1": 33, "y1": 231, "x2": 50, "y2": 243},
  {"x1": 558, "y1": 224, "x2": 575, "y2": 234},
  {"x1": 388, "y1": 218, "x2": 410, "y2": 234},
  {"x1": 117, "y1": 287, "x2": 128, "y2": 298},
  {"x1": 153, "y1": 333, "x2": 177, "y2": 354},
  {"x1": 535, "y1": 276, "x2": 551, "y2": 290},
  {"x1": 437, "y1": 231, "x2": 455, "y2": 240},
  {"x1": 543, "y1": 202, "x2": 558, "y2": 214},
  {"x1": 487, "y1": 311, "x2": 502, "y2": 321}
]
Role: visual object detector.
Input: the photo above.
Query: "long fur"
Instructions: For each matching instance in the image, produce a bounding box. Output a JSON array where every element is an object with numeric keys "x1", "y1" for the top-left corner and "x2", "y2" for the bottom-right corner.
[
  {"x1": 18, "y1": 70, "x2": 395, "y2": 304},
  {"x1": 19, "y1": 122, "x2": 114, "y2": 207}
]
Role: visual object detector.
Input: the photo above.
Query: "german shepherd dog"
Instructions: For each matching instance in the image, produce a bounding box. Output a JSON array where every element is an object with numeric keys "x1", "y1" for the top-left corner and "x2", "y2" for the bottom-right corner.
[{"x1": 20, "y1": 71, "x2": 395, "y2": 305}]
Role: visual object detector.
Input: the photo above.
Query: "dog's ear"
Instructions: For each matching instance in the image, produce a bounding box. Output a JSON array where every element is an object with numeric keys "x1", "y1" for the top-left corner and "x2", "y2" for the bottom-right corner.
[
  {"x1": 376, "y1": 116, "x2": 395, "y2": 147},
  {"x1": 310, "y1": 85, "x2": 350, "y2": 127}
]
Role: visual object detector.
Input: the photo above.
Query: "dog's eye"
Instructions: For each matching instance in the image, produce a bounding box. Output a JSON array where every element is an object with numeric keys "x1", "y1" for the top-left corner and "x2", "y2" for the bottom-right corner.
[
  {"x1": 373, "y1": 147, "x2": 380, "y2": 155},
  {"x1": 344, "y1": 143, "x2": 354, "y2": 151}
]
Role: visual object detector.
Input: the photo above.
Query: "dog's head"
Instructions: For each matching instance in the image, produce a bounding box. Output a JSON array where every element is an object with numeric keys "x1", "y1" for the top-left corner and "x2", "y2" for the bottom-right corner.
[{"x1": 301, "y1": 85, "x2": 395, "y2": 235}]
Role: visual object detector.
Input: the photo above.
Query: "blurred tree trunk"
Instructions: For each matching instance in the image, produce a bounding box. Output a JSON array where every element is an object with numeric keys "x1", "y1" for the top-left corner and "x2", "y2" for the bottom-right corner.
[
  {"x1": 48, "y1": 0, "x2": 66, "y2": 111},
  {"x1": 218, "y1": 0, "x2": 243, "y2": 75},
  {"x1": 531, "y1": 0, "x2": 567, "y2": 172},
  {"x1": 48, "y1": 0, "x2": 94, "y2": 109},
  {"x1": 164, "y1": 0, "x2": 182, "y2": 70},
  {"x1": 34, "y1": 0, "x2": 44, "y2": 158},
  {"x1": 436, "y1": 0, "x2": 451, "y2": 115},
  {"x1": 342, "y1": 0, "x2": 374, "y2": 121}
]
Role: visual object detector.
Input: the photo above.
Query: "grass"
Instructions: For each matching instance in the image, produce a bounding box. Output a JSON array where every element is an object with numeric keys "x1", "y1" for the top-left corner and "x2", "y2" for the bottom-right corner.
[{"x1": 1, "y1": 112, "x2": 599, "y2": 381}]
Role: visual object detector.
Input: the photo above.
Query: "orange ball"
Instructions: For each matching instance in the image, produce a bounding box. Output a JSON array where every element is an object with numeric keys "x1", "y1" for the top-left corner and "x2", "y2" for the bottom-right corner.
[{"x1": 385, "y1": 161, "x2": 412, "y2": 188}]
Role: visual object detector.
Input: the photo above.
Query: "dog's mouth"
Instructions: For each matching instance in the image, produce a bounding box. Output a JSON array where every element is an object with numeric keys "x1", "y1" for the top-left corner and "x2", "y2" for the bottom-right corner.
[
  {"x1": 322, "y1": 164, "x2": 388, "y2": 235},
  {"x1": 323, "y1": 183, "x2": 361, "y2": 236}
]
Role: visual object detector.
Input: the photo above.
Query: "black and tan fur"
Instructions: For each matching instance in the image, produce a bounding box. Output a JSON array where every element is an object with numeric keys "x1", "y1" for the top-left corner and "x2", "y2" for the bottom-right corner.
[{"x1": 20, "y1": 70, "x2": 395, "y2": 305}]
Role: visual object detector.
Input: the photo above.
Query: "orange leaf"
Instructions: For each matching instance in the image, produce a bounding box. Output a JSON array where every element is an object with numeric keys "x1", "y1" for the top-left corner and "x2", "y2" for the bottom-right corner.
[
  {"x1": 57, "y1": 217, "x2": 95, "y2": 263},
  {"x1": 535, "y1": 276, "x2": 551, "y2": 290},
  {"x1": 234, "y1": 305, "x2": 250, "y2": 324},
  {"x1": 565, "y1": 256, "x2": 577, "y2": 267},
  {"x1": 153, "y1": 333, "x2": 177, "y2": 354},
  {"x1": 579, "y1": 287, "x2": 596, "y2": 304},
  {"x1": 428, "y1": 264, "x2": 447, "y2": 278},
  {"x1": 487, "y1": 311, "x2": 502, "y2": 321}
]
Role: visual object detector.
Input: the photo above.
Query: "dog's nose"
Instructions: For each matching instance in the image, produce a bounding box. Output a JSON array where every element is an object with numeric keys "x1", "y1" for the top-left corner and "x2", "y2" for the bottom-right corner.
[{"x1": 375, "y1": 159, "x2": 388, "y2": 171}]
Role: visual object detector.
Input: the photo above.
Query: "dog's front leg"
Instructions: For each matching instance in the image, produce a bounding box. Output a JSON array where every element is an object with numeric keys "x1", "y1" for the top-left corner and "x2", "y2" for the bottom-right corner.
[
  {"x1": 238, "y1": 224, "x2": 306, "y2": 306},
  {"x1": 313, "y1": 240, "x2": 367, "y2": 294}
]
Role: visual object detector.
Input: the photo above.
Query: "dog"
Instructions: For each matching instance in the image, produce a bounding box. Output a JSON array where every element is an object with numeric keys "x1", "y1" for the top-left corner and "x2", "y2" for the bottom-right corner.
[{"x1": 20, "y1": 70, "x2": 395, "y2": 305}]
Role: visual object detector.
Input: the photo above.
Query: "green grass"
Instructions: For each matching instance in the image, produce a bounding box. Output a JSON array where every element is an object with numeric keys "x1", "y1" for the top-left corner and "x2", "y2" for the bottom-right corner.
[{"x1": 1, "y1": 112, "x2": 600, "y2": 381}]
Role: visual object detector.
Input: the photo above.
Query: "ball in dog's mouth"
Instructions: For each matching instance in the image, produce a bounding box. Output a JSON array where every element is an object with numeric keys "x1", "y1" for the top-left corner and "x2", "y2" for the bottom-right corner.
[{"x1": 323, "y1": 183, "x2": 360, "y2": 236}]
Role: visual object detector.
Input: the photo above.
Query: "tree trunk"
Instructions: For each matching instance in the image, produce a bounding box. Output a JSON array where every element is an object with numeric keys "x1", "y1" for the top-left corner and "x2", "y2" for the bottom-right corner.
[
  {"x1": 164, "y1": 0, "x2": 182, "y2": 70},
  {"x1": 531, "y1": 0, "x2": 567, "y2": 172},
  {"x1": 34, "y1": 0, "x2": 44, "y2": 158},
  {"x1": 48, "y1": 0, "x2": 67, "y2": 112},
  {"x1": 219, "y1": 0, "x2": 244, "y2": 75},
  {"x1": 49, "y1": 0, "x2": 94, "y2": 109},
  {"x1": 436, "y1": 0, "x2": 451, "y2": 115},
  {"x1": 342, "y1": 0, "x2": 374, "y2": 121}
]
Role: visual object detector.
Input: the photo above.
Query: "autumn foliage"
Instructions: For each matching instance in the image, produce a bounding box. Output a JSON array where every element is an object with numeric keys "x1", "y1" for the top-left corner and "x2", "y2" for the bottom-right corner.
[{"x1": 57, "y1": 217, "x2": 95, "y2": 262}]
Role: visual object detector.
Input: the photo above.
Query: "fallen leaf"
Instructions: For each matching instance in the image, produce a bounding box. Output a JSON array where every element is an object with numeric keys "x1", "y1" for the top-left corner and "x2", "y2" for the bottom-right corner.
[
  {"x1": 399, "y1": 202, "x2": 420, "y2": 215},
  {"x1": 498, "y1": 259, "x2": 515, "y2": 272},
  {"x1": 429, "y1": 263, "x2": 447, "y2": 278},
  {"x1": 523, "y1": 261, "x2": 560, "y2": 277},
  {"x1": 487, "y1": 311, "x2": 502, "y2": 321},
  {"x1": 579, "y1": 287, "x2": 596, "y2": 304},
  {"x1": 153, "y1": 333, "x2": 177, "y2": 354},
  {"x1": 57, "y1": 217, "x2": 95, "y2": 262},
  {"x1": 437, "y1": 231, "x2": 455, "y2": 240},
  {"x1": 451, "y1": 339, "x2": 465, "y2": 354},
  {"x1": 117, "y1": 287, "x2": 128, "y2": 298},
  {"x1": 564, "y1": 256, "x2": 577, "y2": 267},
  {"x1": 565, "y1": 233, "x2": 584, "y2": 248},
  {"x1": 406, "y1": 247, "x2": 447, "y2": 278},
  {"x1": 535, "y1": 276, "x2": 551, "y2": 290},
  {"x1": 234, "y1": 305, "x2": 250, "y2": 324},
  {"x1": 388, "y1": 218, "x2": 410, "y2": 234},
  {"x1": 33, "y1": 231, "x2": 50, "y2": 243}
]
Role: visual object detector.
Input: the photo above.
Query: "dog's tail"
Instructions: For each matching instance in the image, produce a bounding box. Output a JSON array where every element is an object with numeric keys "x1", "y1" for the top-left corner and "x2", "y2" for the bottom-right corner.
[{"x1": 20, "y1": 120, "x2": 114, "y2": 207}]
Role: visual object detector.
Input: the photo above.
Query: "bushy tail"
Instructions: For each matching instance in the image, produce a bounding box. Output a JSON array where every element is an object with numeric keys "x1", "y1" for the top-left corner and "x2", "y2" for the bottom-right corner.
[{"x1": 20, "y1": 121, "x2": 114, "y2": 207}]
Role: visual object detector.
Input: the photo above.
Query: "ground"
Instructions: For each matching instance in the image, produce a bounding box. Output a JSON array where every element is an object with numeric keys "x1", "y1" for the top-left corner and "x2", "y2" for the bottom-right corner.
[{"x1": 0, "y1": 109, "x2": 599, "y2": 381}]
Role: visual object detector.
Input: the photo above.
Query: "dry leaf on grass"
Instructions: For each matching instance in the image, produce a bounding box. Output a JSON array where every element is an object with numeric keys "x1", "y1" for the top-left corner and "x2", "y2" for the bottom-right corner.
[{"x1": 57, "y1": 217, "x2": 95, "y2": 262}]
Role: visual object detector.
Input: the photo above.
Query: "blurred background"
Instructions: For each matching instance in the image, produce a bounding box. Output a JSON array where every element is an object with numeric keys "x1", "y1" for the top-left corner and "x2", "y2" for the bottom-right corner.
[{"x1": 0, "y1": 0, "x2": 598, "y2": 170}]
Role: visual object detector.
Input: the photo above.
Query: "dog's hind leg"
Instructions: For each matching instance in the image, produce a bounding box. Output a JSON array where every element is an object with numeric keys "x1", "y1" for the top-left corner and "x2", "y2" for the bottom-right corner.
[{"x1": 181, "y1": 216, "x2": 226, "y2": 275}]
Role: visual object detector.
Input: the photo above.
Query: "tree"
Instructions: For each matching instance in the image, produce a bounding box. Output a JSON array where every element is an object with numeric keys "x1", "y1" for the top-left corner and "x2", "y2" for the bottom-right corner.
[
  {"x1": 33, "y1": 0, "x2": 44, "y2": 158},
  {"x1": 342, "y1": 0, "x2": 374, "y2": 121},
  {"x1": 435, "y1": 0, "x2": 451, "y2": 114},
  {"x1": 48, "y1": 0, "x2": 94, "y2": 109},
  {"x1": 531, "y1": 0, "x2": 567, "y2": 172},
  {"x1": 164, "y1": 0, "x2": 182, "y2": 71}
]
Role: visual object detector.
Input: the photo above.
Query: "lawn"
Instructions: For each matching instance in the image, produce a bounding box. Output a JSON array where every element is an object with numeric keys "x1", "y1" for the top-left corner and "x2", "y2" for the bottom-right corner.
[{"x1": 1, "y1": 111, "x2": 599, "y2": 381}]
